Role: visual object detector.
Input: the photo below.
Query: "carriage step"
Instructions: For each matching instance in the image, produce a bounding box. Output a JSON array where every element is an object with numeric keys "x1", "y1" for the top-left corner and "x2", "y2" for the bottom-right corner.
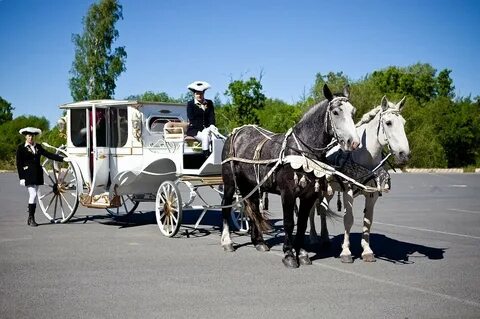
[{"x1": 79, "y1": 193, "x2": 121, "y2": 209}]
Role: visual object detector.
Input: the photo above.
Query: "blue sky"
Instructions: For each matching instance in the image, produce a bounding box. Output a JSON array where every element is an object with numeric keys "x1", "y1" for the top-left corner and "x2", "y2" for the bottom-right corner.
[{"x1": 1, "y1": 0, "x2": 479, "y2": 127}]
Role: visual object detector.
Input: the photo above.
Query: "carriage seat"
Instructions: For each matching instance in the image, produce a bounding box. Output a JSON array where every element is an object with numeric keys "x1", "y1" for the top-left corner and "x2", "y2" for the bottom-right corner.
[{"x1": 163, "y1": 121, "x2": 202, "y2": 151}]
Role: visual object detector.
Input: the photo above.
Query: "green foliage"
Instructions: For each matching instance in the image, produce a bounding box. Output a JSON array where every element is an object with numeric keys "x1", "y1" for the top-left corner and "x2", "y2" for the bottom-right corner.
[
  {"x1": 0, "y1": 96, "x2": 14, "y2": 125},
  {"x1": 126, "y1": 91, "x2": 182, "y2": 103},
  {"x1": 257, "y1": 99, "x2": 302, "y2": 133},
  {"x1": 369, "y1": 63, "x2": 454, "y2": 104},
  {"x1": 69, "y1": 0, "x2": 127, "y2": 101},
  {"x1": 430, "y1": 97, "x2": 480, "y2": 167},
  {"x1": 311, "y1": 72, "x2": 350, "y2": 102},
  {"x1": 224, "y1": 77, "x2": 266, "y2": 125},
  {"x1": 215, "y1": 105, "x2": 241, "y2": 135}
]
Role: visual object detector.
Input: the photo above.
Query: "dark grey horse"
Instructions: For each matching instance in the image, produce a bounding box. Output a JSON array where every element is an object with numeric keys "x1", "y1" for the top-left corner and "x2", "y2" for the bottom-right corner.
[{"x1": 220, "y1": 84, "x2": 360, "y2": 268}]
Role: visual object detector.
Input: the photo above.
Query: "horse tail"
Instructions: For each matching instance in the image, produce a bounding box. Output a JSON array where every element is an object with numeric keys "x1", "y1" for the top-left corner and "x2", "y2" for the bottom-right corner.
[{"x1": 244, "y1": 199, "x2": 271, "y2": 233}]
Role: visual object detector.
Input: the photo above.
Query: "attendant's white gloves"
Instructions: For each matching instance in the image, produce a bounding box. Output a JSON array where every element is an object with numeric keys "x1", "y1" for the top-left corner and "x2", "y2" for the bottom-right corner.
[{"x1": 20, "y1": 179, "x2": 25, "y2": 186}]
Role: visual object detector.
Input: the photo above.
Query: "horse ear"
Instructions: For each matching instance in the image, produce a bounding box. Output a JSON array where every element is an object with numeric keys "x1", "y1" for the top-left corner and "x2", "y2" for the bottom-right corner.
[
  {"x1": 397, "y1": 96, "x2": 406, "y2": 111},
  {"x1": 381, "y1": 96, "x2": 389, "y2": 111},
  {"x1": 343, "y1": 85, "x2": 350, "y2": 99},
  {"x1": 323, "y1": 84, "x2": 333, "y2": 101}
]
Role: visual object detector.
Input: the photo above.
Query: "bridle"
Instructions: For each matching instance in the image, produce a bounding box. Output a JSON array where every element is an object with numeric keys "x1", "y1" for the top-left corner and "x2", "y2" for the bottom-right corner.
[
  {"x1": 295, "y1": 97, "x2": 353, "y2": 155},
  {"x1": 376, "y1": 108, "x2": 402, "y2": 152}
]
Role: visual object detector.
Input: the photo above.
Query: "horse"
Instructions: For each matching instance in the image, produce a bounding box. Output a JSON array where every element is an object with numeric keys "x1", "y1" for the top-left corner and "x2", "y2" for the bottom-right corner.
[
  {"x1": 220, "y1": 84, "x2": 360, "y2": 268},
  {"x1": 309, "y1": 96, "x2": 410, "y2": 263}
]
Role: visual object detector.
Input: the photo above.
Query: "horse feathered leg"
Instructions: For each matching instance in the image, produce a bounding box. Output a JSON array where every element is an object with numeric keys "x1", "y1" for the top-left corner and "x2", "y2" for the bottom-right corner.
[
  {"x1": 308, "y1": 200, "x2": 319, "y2": 244},
  {"x1": 295, "y1": 196, "x2": 317, "y2": 265},
  {"x1": 361, "y1": 193, "x2": 379, "y2": 262},
  {"x1": 340, "y1": 187, "x2": 354, "y2": 263},
  {"x1": 317, "y1": 195, "x2": 333, "y2": 247},
  {"x1": 281, "y1": 191, "x2": 298, "y2": 268}
]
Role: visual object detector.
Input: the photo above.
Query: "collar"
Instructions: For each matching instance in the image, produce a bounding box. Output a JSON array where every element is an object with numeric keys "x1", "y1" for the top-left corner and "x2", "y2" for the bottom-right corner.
[{"x1": 25, "y1": 142, "x2": 36, "y2": 148}]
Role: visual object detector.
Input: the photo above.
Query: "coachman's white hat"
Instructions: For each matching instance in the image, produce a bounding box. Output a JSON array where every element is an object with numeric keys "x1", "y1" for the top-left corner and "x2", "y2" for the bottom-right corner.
[
  {"x1": 19, "y1": 127, "x2": 42, "y2": 135},
  {"x1": 187, "y1": 81, "x2": 211, "y2": 92}
]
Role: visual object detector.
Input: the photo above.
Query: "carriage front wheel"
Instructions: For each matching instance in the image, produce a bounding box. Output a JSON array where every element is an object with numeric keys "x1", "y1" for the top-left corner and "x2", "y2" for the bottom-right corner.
[
  {"x1": 155, "y1": 181, "x2": 183, "y2": 237},
  {"x1": 38, "y1": 158, "x2": 80, "y2": 223}
]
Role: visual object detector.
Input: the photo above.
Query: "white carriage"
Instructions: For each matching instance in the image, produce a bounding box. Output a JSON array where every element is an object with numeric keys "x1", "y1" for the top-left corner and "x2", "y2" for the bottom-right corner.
[{"x1": 38, "y1": 100, "x2": 246, "y2": 237}]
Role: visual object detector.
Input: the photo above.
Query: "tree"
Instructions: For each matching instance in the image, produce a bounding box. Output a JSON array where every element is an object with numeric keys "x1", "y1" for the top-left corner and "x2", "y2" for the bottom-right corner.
[
  {"x1": 0, "y1": 96, "x2": 14, "y2": 125},
  {"x1": 224, "y1": 76, "x2": 266, "y2": 125},
  {"x1": 437, "y1": 69, "x2": 455, "y2": 98},
  {"x1": 69, "y1": 0, "x2": 127, "y2": 101}
]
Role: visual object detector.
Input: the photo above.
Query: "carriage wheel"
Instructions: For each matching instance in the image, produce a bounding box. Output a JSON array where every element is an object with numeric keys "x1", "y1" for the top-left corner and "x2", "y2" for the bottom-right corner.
[
  {"x1": 155, "y1": 181, "x2": 183, "y2": 237},
  {"x1": 230, "y1": 200, "x2": 249, "y2": 233},
  {"x1": 38, "y1": 158, "x2": 80, "y2": 223},
  {"x1": 106, "y1": 195, "x2": 139, "y2": 217}
]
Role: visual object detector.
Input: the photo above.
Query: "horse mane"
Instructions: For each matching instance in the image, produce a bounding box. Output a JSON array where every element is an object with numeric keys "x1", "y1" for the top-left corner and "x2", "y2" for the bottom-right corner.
[
  {"x1": 295, "y1": 99, "x2": 328, "y2": 132},
  {"x1": 356, "y1": 105, "x2": 381, "y2": 127}
]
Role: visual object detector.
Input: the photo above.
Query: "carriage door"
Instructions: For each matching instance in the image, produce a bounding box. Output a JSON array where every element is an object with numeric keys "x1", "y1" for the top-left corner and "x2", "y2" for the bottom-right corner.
[{"x1": 90, "y1": 105, "x2": 110, "y2": 195}]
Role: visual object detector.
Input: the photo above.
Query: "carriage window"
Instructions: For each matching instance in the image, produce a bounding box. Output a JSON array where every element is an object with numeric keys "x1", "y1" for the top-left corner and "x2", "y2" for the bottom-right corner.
[
  {"x1": 70, "y1": 109, "x2": 87, "y2": 147},
  {"x1": 149, "y1": 117, "x2": 182, "y2": 133},
  {"x1": 109, "y1": 107, "x2": 128, "y2": 147}
]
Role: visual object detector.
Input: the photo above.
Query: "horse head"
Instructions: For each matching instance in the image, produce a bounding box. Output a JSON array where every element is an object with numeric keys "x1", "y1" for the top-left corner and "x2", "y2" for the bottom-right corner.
[
  {"x1": 378, "y1": 96, "x2": 410, "y2": 165},
  {"x1": 323, "y1": 84, "x2": 360, "y2": 151}
]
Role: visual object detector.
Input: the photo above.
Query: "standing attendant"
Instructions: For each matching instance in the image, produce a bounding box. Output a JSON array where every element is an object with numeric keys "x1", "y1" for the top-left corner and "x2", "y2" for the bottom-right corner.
[
  {"x1": 186, "y1": 81, "x2": 217, "y2": 158},
  {"x1": 16, "y1": 127, "x2": 68, "y2": 227}
]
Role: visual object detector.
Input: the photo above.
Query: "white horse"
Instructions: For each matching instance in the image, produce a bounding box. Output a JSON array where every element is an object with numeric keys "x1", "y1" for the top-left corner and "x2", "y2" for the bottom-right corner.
[{"x1": 310, "y1": 96, "x2": 410, "y2": 263}]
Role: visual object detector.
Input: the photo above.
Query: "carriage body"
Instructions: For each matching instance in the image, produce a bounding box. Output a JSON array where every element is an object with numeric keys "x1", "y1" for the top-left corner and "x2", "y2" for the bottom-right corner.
[{"x1": 38, "y1": 99, "x2": 233, "y2": 235}]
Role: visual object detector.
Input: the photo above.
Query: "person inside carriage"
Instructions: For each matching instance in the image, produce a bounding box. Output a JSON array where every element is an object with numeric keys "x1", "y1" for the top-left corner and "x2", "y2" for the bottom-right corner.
[{"x1": 186, "y1": 80, "x2": 222, "y2": 158}]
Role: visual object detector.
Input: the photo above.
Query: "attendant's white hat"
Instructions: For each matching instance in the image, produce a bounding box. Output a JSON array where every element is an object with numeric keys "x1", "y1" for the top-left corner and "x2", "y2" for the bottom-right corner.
[
  {"x1": 187, "y1": 81, "x2": 211, "y2": 92},
  {"x1": 19, "y1": 127, "x2": 42, "y2": 135}
]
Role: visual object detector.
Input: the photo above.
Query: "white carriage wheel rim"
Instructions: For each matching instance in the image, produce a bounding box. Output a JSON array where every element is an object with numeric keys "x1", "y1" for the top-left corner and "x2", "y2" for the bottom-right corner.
[
  {"x1": 38, "y1": 159, "x2": 79, "y2": 223},
  {"x1": 155, "y1": 181, "x2": 182, "y2": 237}
]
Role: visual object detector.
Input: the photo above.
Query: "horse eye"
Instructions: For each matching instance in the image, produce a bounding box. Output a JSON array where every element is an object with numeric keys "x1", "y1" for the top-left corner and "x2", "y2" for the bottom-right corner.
[
  {"x1": 386, "y1": 121, "x2": 392, "y2": 126},
  {"x1": 332, "y1": 110, "x2": 339, "y2": 116}
]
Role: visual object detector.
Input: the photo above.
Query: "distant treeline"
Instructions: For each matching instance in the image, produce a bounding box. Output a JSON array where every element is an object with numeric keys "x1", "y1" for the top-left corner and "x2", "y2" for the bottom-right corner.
[{"x1": 1, "y1": 63, "x2": 479, "y2": 169}]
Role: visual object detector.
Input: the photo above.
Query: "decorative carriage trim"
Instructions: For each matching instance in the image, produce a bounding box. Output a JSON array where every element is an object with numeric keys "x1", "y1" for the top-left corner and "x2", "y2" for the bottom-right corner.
[{"x1": 283, "y1": 155, "x2": 336, "y2": 178}]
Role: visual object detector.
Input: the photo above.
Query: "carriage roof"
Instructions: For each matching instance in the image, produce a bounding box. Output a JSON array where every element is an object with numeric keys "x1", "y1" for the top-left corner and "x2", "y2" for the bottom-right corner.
[{"x1": 59, "y1": 99, "x2": 186, "y2": 109}]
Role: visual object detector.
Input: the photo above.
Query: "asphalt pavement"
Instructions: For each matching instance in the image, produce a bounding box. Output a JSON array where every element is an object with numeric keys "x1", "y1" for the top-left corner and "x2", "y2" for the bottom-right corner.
[{"x1": 1, "y1": 172, "x2": 479, "y2": 318}]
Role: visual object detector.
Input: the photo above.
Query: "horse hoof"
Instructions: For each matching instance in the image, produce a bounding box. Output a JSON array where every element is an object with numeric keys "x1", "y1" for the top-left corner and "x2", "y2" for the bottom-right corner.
[
  {"x1": 255, "y1": 243, "x2": 270, "y2": 252},
  {"x1": 223, "y1": 244, "x2": 235, "y2": 252},
  {"x1": 340, "y1": 254, "x2": 353, "y2": 263},
  {"x1": 362, "y1": 253, "x2": 376, "y2": 262},
  {"x1": 282, "y1": 256, "x2": 299, "y2": 268},
  {"x1": 298, "y1": 255, "x2": 312, "y2": 265}
]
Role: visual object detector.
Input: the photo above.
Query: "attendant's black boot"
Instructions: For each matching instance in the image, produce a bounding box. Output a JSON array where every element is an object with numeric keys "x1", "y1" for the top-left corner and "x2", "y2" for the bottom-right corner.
[{"x1": 27, "y1": 204, "x2": 38, "y2": 227}]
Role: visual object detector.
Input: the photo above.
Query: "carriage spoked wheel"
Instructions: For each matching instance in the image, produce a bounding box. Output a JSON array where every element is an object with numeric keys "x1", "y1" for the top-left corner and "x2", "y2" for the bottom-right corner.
[
  {"x1": 106, "y1": 195, "x2": 139, "y2": 217},
  {"x1": 38, "y1": 158, "x2": 80, "y2": 223},
  {"x1": 155, "y1": 181, "x2": 183, "y2": 237},
  {"x1": 230, "y1": 196, "x2": 249, "y2": 233}
]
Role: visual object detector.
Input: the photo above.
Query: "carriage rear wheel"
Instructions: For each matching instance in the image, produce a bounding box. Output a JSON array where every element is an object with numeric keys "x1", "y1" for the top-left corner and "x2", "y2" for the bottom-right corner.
[
  {"x1": 155, "y1": 181, "x2": 183, "y2": 237},
  {"x1": 38, "y1": 158, "x2": 80, "y2": 223},
  {"x1": 106, "y1": 195, "x2": 139, "y2": 217}
]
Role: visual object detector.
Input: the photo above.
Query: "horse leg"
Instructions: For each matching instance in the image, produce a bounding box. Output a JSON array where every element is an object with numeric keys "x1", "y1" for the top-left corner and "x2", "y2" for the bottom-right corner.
[
  {"x1": 361, "y1": 193, "x2": 379, "y2": 262},
  {"x1": 220, "y1": 182, "x2": 235, "y2": 252},
  {"x1": 340, "y1": 188, "x2": 354, "y2": 263},
  {"x1": 295, "y1": 196, "x2": 317, "y2": 266},
  {"x1": 308, "y1": 199, "x2": 319, "y2": 244},
  {"x1": 281, "y1": 192, "x2": 298, "y2": 268},
  {"x1": 246, "y1": 197, "x2": 270, "y2": 252},
  {"x1": 318, "y1": 194, "x2": 333, "y2": 247}
]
